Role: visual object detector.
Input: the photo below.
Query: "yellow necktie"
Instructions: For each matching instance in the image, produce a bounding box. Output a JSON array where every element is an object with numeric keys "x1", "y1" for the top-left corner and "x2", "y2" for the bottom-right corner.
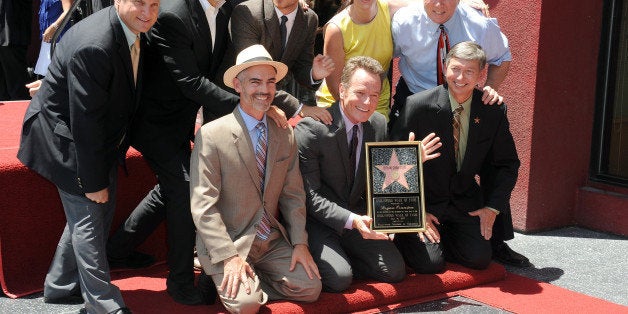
[{"x1": 131, "y1": 36, "x2": 140, "y2": 85}]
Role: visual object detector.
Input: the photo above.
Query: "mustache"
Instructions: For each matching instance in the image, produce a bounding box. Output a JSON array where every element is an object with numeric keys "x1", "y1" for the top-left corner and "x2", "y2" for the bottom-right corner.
[{"x1": 254, "y1": 92, "x2": 272, "y2": 98}]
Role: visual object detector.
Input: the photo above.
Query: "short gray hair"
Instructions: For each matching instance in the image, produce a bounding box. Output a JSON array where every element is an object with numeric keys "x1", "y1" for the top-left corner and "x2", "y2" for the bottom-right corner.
[
  {"x1": 340, "y1": 56, "x2": 385, "y2": 87},
  {"x1": 445, "y1": 41, "x2": 487, "y2": 69}
]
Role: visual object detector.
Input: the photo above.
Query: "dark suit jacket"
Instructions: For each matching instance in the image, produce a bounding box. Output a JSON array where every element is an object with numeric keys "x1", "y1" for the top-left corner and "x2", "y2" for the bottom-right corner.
[
  {"x1": 295, "y1": 103, "x2": 388, "y2": 233},
  {"x1": 390, "y1": 85, "x2": 519, "y2": 237},
  {"x1": 226, "y1": 0, "x2": 319, "y2": 90},
  {"x1": 17, "y1": 7, "x2": 141, "y2": 195},
  {"x1": 133, "y1": 0, "x2": 300, "y2": 160}
]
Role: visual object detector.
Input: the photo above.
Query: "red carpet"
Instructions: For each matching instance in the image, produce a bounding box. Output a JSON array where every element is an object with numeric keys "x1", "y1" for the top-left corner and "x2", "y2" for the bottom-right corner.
[
  {"x1": 112, "y1": 262, "x2": 506, "y2": 313},
  {"x1": 455, "y1": 273, "x2": 628, "y2": 314},
  {"x1": 0, "y1": 101, "x2": 165, "y2": 298}
]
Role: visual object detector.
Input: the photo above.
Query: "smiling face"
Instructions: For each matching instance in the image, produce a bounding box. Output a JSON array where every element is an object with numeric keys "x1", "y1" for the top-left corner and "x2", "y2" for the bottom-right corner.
[
  {"x1": 273, "y1": 0, "x2": 299, "y2": 15},
  {"x1": 233, "y1": 64, "x2": 278, "y2": 120},
  {"x1": 339, "y1": 68, "x2": 381, "y2": 124},
  {"x1": 445, "y1": 57, "x2": 482, "y2": 103},
  {"x1": 115, "y1": 0, "x2": 160, "y2": 35},
  {"x1": 423, "y1": 0, "x2": 459, "y2": 25},
  {"x1": 351, "y1": 0, "x2": 377, "y2": 13}
]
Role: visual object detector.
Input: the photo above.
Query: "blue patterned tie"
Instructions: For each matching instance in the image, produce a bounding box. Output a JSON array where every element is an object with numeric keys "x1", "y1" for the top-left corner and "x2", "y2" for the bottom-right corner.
[{"x1": 255, "y1": 122, "x2": 272, "y2": 240}]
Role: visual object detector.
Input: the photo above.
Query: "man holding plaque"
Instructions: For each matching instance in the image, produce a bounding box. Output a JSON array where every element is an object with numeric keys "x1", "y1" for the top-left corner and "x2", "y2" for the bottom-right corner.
[
  {"x1": 295, "y1": 56, "x2": 442, "y2": 292},
  {"x1": 390, "y1": 41, "x2": 520, "y2": 272}
]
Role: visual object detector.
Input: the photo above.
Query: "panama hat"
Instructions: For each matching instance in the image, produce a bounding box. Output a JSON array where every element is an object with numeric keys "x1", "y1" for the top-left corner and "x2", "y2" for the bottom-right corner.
[{"x1": 223, "y1": 44, "x2": 288, "y2": 89}]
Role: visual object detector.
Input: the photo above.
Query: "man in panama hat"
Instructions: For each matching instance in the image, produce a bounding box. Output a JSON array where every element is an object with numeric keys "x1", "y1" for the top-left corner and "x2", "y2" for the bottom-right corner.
[{"x1": 190, "y1": 44, "x2": 322, "y2": 313}]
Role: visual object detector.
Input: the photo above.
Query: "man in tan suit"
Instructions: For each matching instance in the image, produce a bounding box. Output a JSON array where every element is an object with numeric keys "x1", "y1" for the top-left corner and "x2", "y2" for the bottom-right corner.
[{"x1": 190, "y1": 44, "x2": 321, "y2": 313}]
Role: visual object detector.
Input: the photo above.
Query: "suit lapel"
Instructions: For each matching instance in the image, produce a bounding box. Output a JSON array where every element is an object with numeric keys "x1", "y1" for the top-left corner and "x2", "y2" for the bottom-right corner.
[
  {"x1": 233, "y1": 110, "x2": 263, "y2": 197},
  {"x1": 190, "y1": 0, "x2": 213, "y2": 55},
  {"x1": 263, "y1": 0, "x2": 283, "y2": 60},
  {"x1": 211, "y1": 1, "x2": 233, "y2": 75},
  {"x1": 330, "y1": 104, "x2": 353, "y2": 190},
  {"x1": 460, "y1": 90, "x2": 483, "y2": 171},
  {"x1": 110, "y1": 8, "x2": 135, "y2": 93},
  {"x1": 351, "y1": 118, "x2": 374, "y2": 197},
  {"x1": 281, "y1": 7, "x2": 304, "y2": 61},
  {"x1": 265, "y1": 121, "x2": 281, "y2": 196},
  {"x1": 436, "y1": 85, "x2": 458, "y2": 171}
]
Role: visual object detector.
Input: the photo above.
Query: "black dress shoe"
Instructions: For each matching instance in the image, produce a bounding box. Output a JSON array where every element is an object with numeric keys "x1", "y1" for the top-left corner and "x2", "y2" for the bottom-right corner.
[
  {"x1": 198, "y1": 271, "x2": 217, "y2": 305},
  {"x1": 108, "y1": 251, "x2": 155, "y2": 270},
  {"x1": 43, "y1": 293, "x2": 84, "y2": 304},
  {"x1": 76, "y1": 307, "x2": 132, "y2": 314},
  {"x1": 493, "y1": 242, "x2": 531, "y2": 267},
  {"x1": 167, "y1": 284, "x2": 204, "y2": 305},
  {"x1": 110, "y1": 307, "x2": 132, "y2": 314}
]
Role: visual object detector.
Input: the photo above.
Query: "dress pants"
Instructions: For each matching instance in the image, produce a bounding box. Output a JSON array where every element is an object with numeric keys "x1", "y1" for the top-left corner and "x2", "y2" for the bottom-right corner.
[
  {"x1": 394, "y1": 205, "x2": 492, "y2": 272},
  {"x1": 107, "y1": 145, "x2": 196, "y2": 290},
  {"x1": 306, "y1": 219, "x2": 406, "y2": 293},
  {"x1": 208, "y1": 229, "x2": 321, "y2": 314},
  {"x1": 44, "y1": 167, "x2": 125, "y2": 314},
  {"x1": 0, "y1": 45, "x2": 30, "y2": 100}
]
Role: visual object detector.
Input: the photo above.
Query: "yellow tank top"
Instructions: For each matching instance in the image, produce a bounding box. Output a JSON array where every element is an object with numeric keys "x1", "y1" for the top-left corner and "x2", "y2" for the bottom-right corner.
[{"x1": 316, "y1": 0, "x2": 393, "y2": 118}]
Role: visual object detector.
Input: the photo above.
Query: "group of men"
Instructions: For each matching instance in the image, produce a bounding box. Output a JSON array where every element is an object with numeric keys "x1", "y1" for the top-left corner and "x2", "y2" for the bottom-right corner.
[{"x1": 16, "y1": 0, "x2": 528, "y2": 313}]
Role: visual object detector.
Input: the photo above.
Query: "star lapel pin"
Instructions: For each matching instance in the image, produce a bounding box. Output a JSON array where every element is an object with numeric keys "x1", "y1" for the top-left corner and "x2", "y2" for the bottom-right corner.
[{"x1": 474, "y1": 117, "x2": 481, "y2": 124}]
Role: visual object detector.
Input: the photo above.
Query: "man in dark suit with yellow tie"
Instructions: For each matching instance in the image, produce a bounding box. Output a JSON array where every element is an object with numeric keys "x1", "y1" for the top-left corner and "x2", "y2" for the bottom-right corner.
[
  {"x1": 390, "y1": 41, "x2": 520, "y2": 272},
  {"x1": 17, "y1": 0, "x2": 159, "y2": 312}
]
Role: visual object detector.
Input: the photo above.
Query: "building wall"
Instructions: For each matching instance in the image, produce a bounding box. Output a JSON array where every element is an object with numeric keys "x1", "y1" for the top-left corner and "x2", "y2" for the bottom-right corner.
[{"x1": 491, "y1": 0, "x2": 626, "y2": 235}]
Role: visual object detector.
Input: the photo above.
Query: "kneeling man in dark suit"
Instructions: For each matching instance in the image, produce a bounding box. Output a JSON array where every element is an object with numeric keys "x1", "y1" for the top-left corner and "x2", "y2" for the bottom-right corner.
[
  {"x1": 295, "y1": 56, "x2": 442, "y2": 292},
  {"x1": 390, "y1": 41, "x2": 520, "y2": 272}
]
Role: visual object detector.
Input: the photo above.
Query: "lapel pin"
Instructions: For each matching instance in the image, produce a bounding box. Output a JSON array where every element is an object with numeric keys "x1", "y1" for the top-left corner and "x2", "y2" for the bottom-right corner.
[{"x1": 474, "y1": 117, "x2": 480, "y2": 124}]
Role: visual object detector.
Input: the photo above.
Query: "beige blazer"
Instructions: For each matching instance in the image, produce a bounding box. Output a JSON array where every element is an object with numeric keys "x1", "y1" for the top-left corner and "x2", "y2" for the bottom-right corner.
[{"x1": 190, "y1": 107, "x2": 308, "y2": 275}]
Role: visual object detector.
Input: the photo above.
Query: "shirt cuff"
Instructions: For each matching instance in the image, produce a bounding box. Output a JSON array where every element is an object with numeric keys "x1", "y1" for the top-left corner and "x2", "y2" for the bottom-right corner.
[
  {"x1": 344, "y1": 213, "x2": 358, "y2": 230},
  {"x1": 293, "y1": 103, "x2": 304, "y2": 118},
  {"x1": 310, "y1": 69, "x2": 322, "y2": 85},
  {"x1": 487, "y1": 207, "x2": 500, "y2": 215}
]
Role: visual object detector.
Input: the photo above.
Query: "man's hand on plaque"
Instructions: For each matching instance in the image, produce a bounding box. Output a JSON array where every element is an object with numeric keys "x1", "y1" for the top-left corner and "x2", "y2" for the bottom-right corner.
[
  {"x1": 418, "y1": 213, "x2": 441, "y2": 243},
  {"x1": 353, "y1": 215, "x2": 390, "y2": 240}
]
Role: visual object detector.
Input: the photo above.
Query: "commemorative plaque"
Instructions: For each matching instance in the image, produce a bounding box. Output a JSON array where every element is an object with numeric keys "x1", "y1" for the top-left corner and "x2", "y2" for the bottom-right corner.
[{"x1": 365, "y1": 141, "x2": 426, "y2": 233}]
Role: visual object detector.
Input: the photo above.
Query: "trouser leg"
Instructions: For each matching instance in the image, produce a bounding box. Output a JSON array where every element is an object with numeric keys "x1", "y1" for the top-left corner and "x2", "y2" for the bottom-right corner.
[
  {"x1": 0, "y1": 46, "x2": 30, "y2": 100},
  {"x1": 305, "y1": 221, "x2": 353, "y2": 293},
  {"x1": 107, "y1": 184, "x2": 166, "y2": 261},
  {"x1": 46, "y1": 168, "x2": 125, "y2": 314},
  {"x1": 146, "y1": 147, "x2": 196, "y2": 289}
]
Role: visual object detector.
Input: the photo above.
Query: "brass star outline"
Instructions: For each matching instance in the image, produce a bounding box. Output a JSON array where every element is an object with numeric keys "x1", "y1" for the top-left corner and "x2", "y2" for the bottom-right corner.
[{"x1": 375, "y1": 149, "x2": 415, "y2": 190}]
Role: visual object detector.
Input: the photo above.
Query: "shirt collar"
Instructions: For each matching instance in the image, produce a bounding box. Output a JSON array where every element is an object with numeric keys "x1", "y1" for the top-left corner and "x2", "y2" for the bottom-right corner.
[
  {"x1": 116, "y1": 12, "x2": 139, "y2": 47},
  {"x1": 448, "y1": 90, "x2": 472, "y2": 114},
  {"x1": 339, "y1": 105, "x2": 361, "y2": 134},
  {"x1": 238, "y1": 105, "x2": 268, "y2": 132},
  {"x1": 274, "y1": 6, "x2": 298, "y2": 22},
  {"x1": 424, "y1": 5, "x2": 461, "y2": 35},
  {"x1": 199, "y1": 0, "x2": 225, "y2": 12}
]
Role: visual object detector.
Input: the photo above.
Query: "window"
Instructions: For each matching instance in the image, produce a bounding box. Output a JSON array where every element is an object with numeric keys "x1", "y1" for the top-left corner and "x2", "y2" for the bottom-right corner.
[{"x1": 592, "y1": 0, "x2": 628, "y2": 186}]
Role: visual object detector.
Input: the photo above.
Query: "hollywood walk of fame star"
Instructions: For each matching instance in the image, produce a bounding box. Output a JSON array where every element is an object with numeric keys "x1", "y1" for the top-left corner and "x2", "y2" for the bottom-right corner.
[{"x1": 375, "y1": 149, "x2": 415, "y2": 190}]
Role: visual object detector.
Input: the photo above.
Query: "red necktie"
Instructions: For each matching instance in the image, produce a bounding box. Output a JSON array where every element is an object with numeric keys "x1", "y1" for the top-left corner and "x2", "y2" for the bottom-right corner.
[{"x1": 437, "y1": 24, "x2": 450, "y2": 85}]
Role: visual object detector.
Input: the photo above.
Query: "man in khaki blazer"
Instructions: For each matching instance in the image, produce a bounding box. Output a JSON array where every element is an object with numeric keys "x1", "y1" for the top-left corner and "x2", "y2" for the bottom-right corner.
[{"x1": 190, "y1": 44, "x2": 321, "y2": 313}]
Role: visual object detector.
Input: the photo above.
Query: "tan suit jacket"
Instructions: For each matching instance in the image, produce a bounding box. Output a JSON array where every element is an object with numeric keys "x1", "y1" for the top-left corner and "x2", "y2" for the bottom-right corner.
[{"x1": 190, "y1": 107, "x2": 308, "y2": 275}]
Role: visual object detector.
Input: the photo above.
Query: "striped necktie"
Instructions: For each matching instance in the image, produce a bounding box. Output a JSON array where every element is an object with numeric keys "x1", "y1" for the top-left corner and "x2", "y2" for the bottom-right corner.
[
  {"x1": 437, "y1": 24, "x2": 450, "y2": 85},
  {"x1": 452, "y1": 106, "x2": 464, "y2": 170},
  {"x1": 254, "y1": 122, "x2": 272, "y2": 240}
]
